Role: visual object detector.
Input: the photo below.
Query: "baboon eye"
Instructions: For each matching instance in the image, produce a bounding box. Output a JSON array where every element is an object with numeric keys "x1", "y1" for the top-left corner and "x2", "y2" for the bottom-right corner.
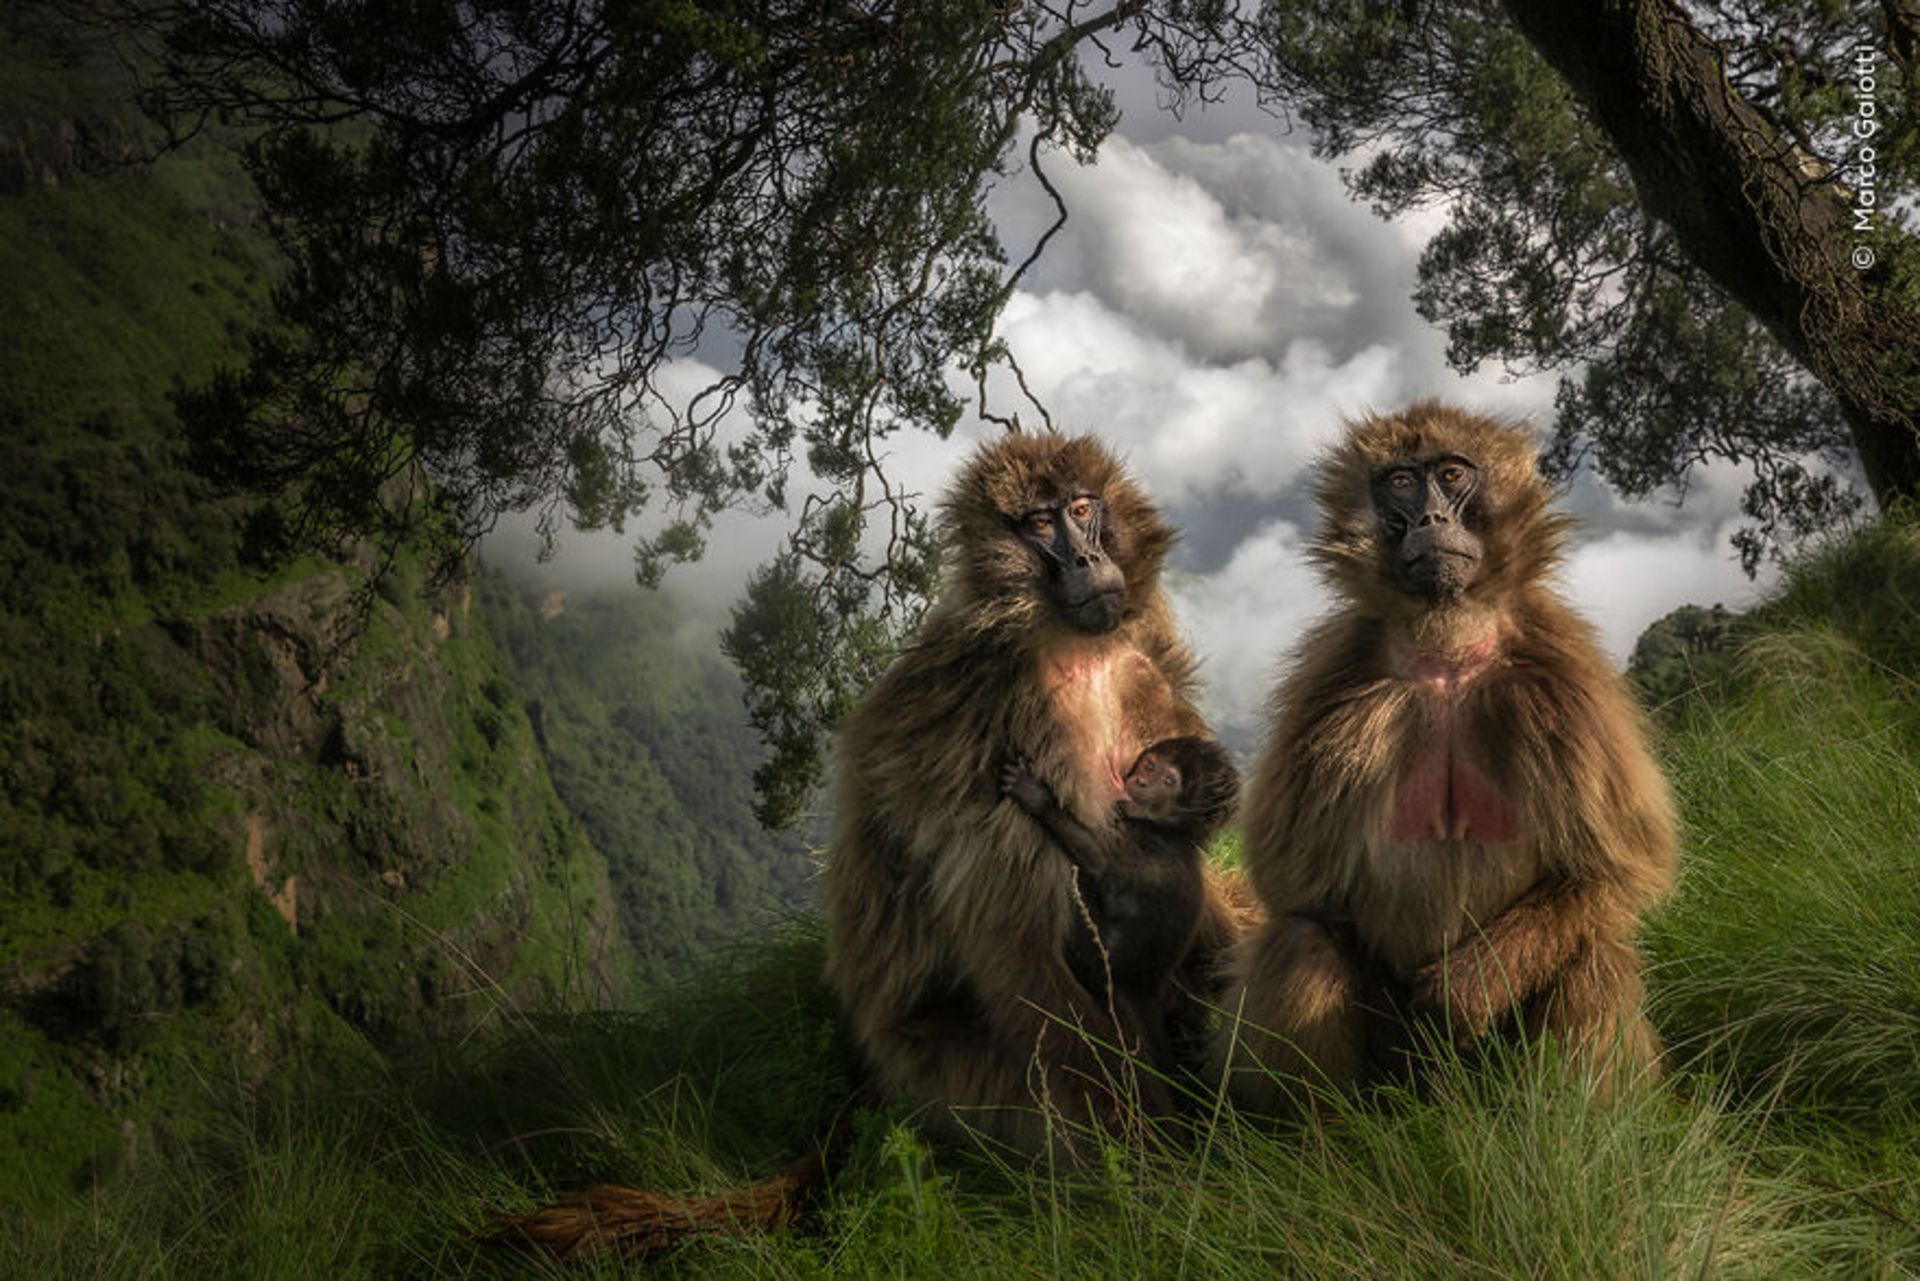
[
  {"x1": 1439, "y1": 464, "x2": 1466, "y2": 488},
  {"x1": 1068, "y1": 497, "x2": 1094, "y2": 524},
  {"x1": 1028, "y1": 514, "x2": 1053, "y2": 536},
  {"x1": 1389, "y1": 471, "x2": 1416, "y2": 492}
]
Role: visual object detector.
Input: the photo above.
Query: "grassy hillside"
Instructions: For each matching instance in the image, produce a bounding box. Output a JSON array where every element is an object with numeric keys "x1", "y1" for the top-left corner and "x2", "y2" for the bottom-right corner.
[
  {"x1": 6, "y1": 516, "x2": 1918, "y2": 1277},
  {"x1": 7, "y1": 7, "x2": 1920, "y2": 1276}
]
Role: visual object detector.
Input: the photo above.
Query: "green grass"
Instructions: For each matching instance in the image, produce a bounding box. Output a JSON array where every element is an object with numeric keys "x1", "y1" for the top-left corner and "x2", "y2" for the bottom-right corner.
[
  {"x1": 0, "y1": 942, "x2": 1906, "y2": 1279},
  {"x1": 1646, "y1": 517, "x2": 1920, "y2": 1117},
  {"x1": 8, "y1": 515, "x2": 1920, "y2": 1277}
]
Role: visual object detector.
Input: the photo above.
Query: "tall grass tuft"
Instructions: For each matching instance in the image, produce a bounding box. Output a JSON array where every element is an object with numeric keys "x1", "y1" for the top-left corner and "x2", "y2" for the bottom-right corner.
[{"x1": 1646, "y1": 516, "x2": 1920, "y2": 1123}]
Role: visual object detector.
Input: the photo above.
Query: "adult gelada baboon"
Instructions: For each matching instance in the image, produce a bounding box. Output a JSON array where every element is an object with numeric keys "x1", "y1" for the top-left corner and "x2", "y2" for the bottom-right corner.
[
  {"x1": 1225, "y1": 403, "x2": 1676, "y2": 1111},
  {"x1": 826, "y1": 432, "x2": 1238, "y2": 1152},
  {"x1": 484, "y1": 433, "x2": 1232, "y2": 1260}
]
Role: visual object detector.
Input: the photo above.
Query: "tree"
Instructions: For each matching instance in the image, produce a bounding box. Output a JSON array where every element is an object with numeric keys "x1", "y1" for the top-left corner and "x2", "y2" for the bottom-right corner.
[
  {"x1": 91, "y1": 0, "x2": 1920, "y2": 821},
  {"x1": 1628, "y1": 602, "x2": 1744, "y2": 709},
  {"x1": 100, "y1": 0, "x2": 1264, "y2": 823},
  {"x1": 1253, "y1": 0, "x2": 1920, "y2": 569}
]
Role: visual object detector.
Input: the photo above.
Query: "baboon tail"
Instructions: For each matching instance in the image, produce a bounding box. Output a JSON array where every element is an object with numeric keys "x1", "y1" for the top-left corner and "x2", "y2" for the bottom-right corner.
[
  {"x1": 479, "y1": 1104, "x2": 857, "y2": 1261},
  {"x1": 480, "y1": 1147, "x2": 827, "y2": 1261}
]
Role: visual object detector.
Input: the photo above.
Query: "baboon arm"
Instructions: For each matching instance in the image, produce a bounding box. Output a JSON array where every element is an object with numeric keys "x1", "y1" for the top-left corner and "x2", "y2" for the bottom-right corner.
[
  {"x1": 1028, "y1": 801, "x2": 1114, "y2": 876},
  {"x1": 1415, "y1": 876, "x2": 1618, "y2": 1036},
  {"x1": 1003, "y1": 762, "x2": 1114, "y2": 873},
  {"x1": 1507, "y1": 612, "x2": 1679, "y2": 907}
]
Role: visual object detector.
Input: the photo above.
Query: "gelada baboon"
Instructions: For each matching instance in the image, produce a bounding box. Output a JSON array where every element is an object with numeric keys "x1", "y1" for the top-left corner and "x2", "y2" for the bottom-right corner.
[
  {"x1": 1001, "y1": 736, "x2": 1240, "y2": 1102},
  {"x1": 1224, "y1": 403, "x2": 1676, "y2": 1111},
  {"x1": 827, "y1": 432, "x2": 1239, "y2": 1153},
  {"x1": 483, "y1": 435, "x2": 1232, "y2": 1259}
]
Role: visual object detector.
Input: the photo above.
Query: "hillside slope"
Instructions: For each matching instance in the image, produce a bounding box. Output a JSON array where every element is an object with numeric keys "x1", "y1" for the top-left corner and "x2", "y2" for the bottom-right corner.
[
  {"x1": 9, "y1": 516, "x2": 1917, "y2": 1276},
  {"x1": 0, "y1": 11, "x2": 631, "y2": 1204},
  {"x1": 480, "y1": 572, "x2": 817, "y2": 987}
]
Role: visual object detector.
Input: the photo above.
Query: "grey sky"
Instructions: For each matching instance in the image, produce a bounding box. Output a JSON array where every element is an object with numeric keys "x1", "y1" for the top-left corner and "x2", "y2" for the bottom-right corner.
[{"x1": 488, "y1": 69, "x2": 1771, "y2": 745}]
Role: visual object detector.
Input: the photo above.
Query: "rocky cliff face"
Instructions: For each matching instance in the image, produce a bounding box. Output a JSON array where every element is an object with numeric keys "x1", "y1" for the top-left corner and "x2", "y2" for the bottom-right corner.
[{"x1": 0, "y1": 13, "x2": 631, "y2": 1200}]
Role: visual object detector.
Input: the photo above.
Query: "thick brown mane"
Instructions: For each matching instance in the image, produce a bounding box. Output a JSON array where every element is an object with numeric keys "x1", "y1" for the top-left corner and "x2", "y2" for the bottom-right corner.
[{"x1": 1226, "y1": 405, "x2": 1676, "y2": 1112}]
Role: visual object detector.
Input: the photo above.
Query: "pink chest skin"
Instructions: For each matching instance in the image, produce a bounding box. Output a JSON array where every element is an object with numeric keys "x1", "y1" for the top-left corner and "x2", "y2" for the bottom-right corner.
[
  {"x1": 1045, "y1": 649, "x2": 1139, "y2": 804},
  {"x1": 1387, "y1": 642, "x2": 1521, "y2": 845}
]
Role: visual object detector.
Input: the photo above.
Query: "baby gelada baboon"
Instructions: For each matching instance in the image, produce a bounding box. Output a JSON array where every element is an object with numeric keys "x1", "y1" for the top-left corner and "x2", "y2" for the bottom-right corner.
[{"x1": 1002, "y1": 736, "x2": 1239, "y2": 1080}]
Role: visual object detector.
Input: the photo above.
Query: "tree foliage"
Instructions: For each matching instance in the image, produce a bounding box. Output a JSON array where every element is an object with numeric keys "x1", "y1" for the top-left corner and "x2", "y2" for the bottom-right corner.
[
  {"x1": 101, "y1": 0, "x2": 1264, "y2": 820},
  {"x1": 1255, "y1": 0, "x2": 1920, "y2": 569},
  {"x1": 90, "y1": 0, "x2": 1920, "y2": 821}
]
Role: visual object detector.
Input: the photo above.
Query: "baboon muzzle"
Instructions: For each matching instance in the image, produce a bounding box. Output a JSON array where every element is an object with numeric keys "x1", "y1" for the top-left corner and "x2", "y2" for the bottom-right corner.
[
  {"x1": 1059, "y1": 520, "x2": 1126, "y2": 631},
  {"x1": 1400, "y1": 524, "x2": 1481, "y2": 597}
]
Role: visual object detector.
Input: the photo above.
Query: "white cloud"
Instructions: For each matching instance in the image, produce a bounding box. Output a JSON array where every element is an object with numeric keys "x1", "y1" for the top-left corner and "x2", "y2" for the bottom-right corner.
[
  {"x1": 1022, "y1": 134, "x2": 1358, "y2": 362},
  {"x1": 983, "y1": 289, "x2": 1397, "y2": 502},
  {"x1": 1166, "y1": 520, "x2": 1327, "y2": 739},
  {"x1": 1561, "y1": 524, "x2": 1775, "y2": 664}
]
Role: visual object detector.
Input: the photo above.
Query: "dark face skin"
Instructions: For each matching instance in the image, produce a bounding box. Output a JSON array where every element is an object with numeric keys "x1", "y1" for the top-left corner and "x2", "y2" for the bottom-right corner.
[
  {"x1": 1018, "y1": 491, "x2": 1126, "y2": 633},
  {"x1": 1117, "y1": 749, "x2": 1184, "y2": 824},
  {"x1": 1373, "y1": 452, "x2": 1484, "y2": 601}
]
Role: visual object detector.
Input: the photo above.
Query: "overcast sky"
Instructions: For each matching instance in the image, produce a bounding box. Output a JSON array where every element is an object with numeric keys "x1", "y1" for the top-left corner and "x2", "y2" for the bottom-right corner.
[{"x1": 488, "y1": 61, "x2": 1773, "y2": 746}]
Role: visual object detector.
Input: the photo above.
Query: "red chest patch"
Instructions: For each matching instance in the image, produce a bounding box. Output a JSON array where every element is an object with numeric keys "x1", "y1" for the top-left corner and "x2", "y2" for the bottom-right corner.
[
  {"x1": 1386, "y1": 641, "x2": 1520, "y2": 845},
  {"x1": 1389, "y1": 734, "x2": 1518, "y2": 844}
]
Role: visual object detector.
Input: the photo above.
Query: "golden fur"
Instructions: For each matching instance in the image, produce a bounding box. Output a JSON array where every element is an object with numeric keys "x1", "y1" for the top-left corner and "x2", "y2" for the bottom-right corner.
[
  {"x1": 1225, "y1": 403, "x2": 1677, "y2": 1110},
  {"x1": 824, "y1": 432, "x2": 1233, "y2": 1152}
]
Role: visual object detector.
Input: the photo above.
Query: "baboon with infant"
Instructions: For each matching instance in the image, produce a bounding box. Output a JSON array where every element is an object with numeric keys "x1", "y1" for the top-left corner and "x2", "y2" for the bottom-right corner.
[
  {"x1": 1226, "y1": 403, "x2": 1678, "y2": 1110},
  {"x1": 825, "y1": 432, "x2": 1241, "y2": 1152},
  {"x1": 1002, "y1": 735, "x2": 1240, "y2": 1098},
  {"x1": 491, "y1": 434, "x2": 1240, "y2": 1257}
]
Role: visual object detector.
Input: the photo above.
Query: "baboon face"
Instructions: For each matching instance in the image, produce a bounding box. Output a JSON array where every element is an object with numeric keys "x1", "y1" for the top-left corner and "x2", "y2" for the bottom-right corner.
[
  {"x1": 1311, "y1": 403, "x2": 1562, "y2": 612},
  {"x1": 947, "y1": 434, "x2": 1175, "y2": 636},
  {"x1": 1118, "y1": 748, "x2": 1183, "y2": 822},
  {"x1": 1015, "y1": 491, "x2": 1127, "y2": 633},
  {"x1": 1116, "y1": 736, "x2": 1238, "y2": 833},
  {"x1": 1373, "y1": 451, "x2": 1485, "y2": 602}
]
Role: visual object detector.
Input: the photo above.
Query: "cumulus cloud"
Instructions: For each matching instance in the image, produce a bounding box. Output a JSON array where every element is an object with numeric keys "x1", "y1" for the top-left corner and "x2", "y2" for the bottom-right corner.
[
  {"x1": 976, "y1": 129, "x2": 1574, "y2": 573},
  {"x1": 493, "y1": 110, "x2": 1766, "y2": 734},
  {"x1": 1560, "y1": 523, "x2": 1775, "y2": 663},
  {"x1": 995, "y1": 134, "x2": 1357, "y2": 363},
  {"x1": 983, "y1": 289, "x2": 1396, "y2": 502},
  {"x1": 1165, "y1": 519, "x2": 1327, "y2": 742}
]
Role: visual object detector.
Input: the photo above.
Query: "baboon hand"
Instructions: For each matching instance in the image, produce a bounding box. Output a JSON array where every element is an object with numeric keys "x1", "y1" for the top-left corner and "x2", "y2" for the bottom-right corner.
[
  {"x1": 999, "y1": 757, "x2": 1052, "y2": 814},
  {"x1": 1413, "y1": 943, "x2": 1510, "y2": 1040}
]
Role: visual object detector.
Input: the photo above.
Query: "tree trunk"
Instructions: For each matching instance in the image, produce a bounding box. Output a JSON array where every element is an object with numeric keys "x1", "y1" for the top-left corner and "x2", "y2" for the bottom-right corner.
[{"x1": 1501, "y1": 0, "x2": 1920, "y2": 504}]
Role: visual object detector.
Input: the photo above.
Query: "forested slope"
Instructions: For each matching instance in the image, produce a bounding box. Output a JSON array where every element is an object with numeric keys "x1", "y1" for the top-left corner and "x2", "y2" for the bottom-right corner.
[
  {"x1": 0, "y1": 11, "x2": 632, "y2": 1204},
  {"x1": 479, "y1": 571, "x2": 817, "y2": 987}
]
